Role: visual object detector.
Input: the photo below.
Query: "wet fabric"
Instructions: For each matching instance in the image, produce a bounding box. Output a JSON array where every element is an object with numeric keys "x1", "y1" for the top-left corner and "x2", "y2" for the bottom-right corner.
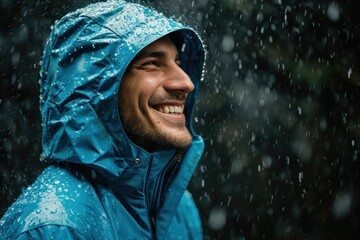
[{"x1": 0, "y1": 0, "x2": 205, "y2": 239}]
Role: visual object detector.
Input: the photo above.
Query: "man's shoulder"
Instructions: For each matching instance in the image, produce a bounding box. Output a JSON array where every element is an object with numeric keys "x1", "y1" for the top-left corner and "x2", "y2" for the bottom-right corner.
[{"x1": 0, "y1": 165, "x2": 109, "y2": 239}]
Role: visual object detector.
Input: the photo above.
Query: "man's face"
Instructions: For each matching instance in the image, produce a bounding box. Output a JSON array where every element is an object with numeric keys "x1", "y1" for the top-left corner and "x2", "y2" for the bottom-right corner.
[{"x1": 118, "y1": 36, "x2": 194, "y2": 152}]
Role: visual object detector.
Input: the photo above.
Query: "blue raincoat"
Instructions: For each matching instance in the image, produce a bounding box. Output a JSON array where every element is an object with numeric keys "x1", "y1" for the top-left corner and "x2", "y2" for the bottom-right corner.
[{"x1": 0, "y1": 1, "x2": 205, "y2": 239}]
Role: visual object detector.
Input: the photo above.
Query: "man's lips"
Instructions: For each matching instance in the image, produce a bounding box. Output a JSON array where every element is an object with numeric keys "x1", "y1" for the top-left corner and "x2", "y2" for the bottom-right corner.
[
  {"x1": 158, "y1": 105, "x2": 184, "y2": 114},
  {"x1": 150, "y1": 102, "x2": 185, "y2": 115}
]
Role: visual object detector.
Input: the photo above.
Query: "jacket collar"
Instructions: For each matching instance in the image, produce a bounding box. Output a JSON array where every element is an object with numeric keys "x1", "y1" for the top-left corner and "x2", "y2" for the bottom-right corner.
[{"x1": 105, "y1": 136, "x2": 203, "y2": 238}]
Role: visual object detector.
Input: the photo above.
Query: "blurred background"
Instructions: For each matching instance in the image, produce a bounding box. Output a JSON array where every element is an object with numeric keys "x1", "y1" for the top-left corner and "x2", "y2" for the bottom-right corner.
[{"x1": 1, "y1": 0, "x2": 359, "y2": 239}]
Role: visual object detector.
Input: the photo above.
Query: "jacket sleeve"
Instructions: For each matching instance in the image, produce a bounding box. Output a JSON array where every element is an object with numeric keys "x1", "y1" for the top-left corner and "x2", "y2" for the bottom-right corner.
[
  {"x1": 16, "y1": 225, "x2": 88, "y2": 240},
  {"x1": 166, "y1": 191, "x2": 203, "y2": 240}
]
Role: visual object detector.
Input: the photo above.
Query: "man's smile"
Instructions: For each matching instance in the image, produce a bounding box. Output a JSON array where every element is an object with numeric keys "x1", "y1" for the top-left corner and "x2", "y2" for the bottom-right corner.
[{"x1": 151, "y1": 104, "x2": 185, "y2": 114}]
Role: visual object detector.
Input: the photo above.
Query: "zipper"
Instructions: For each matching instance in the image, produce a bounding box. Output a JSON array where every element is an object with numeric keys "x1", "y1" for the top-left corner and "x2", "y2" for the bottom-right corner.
[
  {"x1": 156, "y1": 150, "x2": 184, "y2": 210},
  {"x1": 145, "y1": 154, "x2": 157, "y2": 237},
  {"x1": 149, "y1": 150, "x2": 184, "y2": 237}
]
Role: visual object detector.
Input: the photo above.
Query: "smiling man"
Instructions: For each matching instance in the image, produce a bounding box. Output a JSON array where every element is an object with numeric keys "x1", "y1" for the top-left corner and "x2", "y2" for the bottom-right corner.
[
  {"x1": 0, "y1": 1, "x2": 205, "y2": 239},
  {"x1": 119, "y1": 35, "x2": 195, "y2": 152}
]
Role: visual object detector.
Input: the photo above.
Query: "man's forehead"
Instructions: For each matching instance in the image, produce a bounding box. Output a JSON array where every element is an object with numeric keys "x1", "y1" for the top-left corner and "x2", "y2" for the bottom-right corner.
[
  {"x1": 141, "y1": 35, "x2": 174, "y2": 52},
  {"x1": 132, "y1": 35, "x2": 179, "y2": 61}
]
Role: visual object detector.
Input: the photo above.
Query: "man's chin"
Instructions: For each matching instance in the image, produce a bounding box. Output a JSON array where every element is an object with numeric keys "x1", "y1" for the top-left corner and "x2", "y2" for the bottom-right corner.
[
  {"x1": 159, "y1": 130, "x2": 193, "y2": 149},
  {"x1": 126, "y1": 124, "x2": 193, "y2": 151}
]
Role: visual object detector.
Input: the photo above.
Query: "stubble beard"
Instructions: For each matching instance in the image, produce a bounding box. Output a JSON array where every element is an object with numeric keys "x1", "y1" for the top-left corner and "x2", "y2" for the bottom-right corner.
[{"x1": 124, "y1": 119, "x2": 193, "y2": 152}]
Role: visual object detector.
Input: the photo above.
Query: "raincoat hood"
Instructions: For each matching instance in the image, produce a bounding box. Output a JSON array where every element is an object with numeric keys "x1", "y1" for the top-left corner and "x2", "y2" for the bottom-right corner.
[{"x1": 39, "y1": 0, "x2": 205, "y2": 180}]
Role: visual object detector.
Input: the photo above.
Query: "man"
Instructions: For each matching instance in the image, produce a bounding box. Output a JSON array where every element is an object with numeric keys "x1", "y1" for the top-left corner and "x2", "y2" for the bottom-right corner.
[{"x1": 0, "y1": 0, "x2": 205, "y2": 239}]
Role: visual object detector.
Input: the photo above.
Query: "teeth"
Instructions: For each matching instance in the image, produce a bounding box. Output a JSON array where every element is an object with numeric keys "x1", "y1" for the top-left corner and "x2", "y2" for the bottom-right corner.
[{"x1": 157, "y1": 105, "x2": 184, "y2": 114}]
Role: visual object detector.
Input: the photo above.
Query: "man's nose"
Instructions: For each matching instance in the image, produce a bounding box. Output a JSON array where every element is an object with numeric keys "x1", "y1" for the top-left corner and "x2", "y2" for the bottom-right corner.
[{"x1": 163, "y1": 64, "x2": 194, "y2": 93}]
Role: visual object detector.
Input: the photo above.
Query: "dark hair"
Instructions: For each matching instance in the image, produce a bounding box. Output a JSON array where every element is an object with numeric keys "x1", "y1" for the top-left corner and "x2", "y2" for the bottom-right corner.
[{"x1": 169, "y1": 30, "x2": 184, "y2": 53}]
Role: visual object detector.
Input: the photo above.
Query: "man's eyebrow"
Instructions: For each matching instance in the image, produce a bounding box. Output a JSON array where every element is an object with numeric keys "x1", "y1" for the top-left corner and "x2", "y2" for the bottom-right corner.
[{"x1": 131, "y1": 51, "x2": 179, "y2": 63}]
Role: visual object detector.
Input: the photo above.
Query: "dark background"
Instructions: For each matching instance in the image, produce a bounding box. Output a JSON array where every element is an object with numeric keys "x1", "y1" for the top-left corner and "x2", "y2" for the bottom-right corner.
[{"x1": 1, "y1": 0, "x2": 359, "y2": 239}]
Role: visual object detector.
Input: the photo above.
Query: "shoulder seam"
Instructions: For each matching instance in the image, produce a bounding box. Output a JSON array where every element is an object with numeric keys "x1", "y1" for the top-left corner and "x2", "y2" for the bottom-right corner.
[{"x1": 16, "y1": 223, "x2": 87, "y2": 239}]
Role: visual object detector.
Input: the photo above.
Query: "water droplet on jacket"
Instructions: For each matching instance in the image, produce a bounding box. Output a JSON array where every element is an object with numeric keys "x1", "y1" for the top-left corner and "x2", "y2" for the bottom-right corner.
[{"x1": 36, "y1": 209, "x2": 41, "y2": 214}]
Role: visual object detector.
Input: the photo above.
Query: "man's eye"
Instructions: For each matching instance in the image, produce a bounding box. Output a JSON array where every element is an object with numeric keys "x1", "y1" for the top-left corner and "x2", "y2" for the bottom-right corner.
[{"x1": 141, "y1": 61, "x2": 158, "y2": 67}]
